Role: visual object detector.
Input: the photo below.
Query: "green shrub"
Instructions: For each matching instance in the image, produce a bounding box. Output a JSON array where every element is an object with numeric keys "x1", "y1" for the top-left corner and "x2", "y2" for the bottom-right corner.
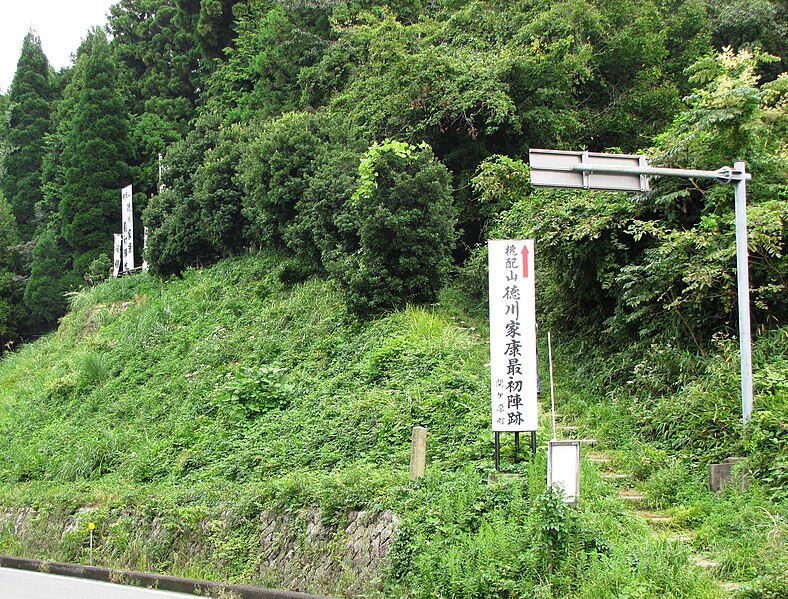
[
  {"x1": 340, "y1": 140, "x2": 456, "y2": 313},
  {"x1": 143, "y1": 116, "x2": 221, "y2": 277},
  {"x1": 193, "y1": 123, "x2": 250, "y2": 257},
  {"x1": 240, "y1": 112, "x2": 329, "y2": 254}
]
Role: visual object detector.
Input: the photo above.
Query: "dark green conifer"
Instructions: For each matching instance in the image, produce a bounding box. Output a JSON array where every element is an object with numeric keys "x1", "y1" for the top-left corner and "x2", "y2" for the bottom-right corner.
[
  {"x1": 0, "y1": 193, "x2": 20, "y2": 351},
  {"x1": 109, "y1": 0, "x2": 204, "y2": 198},
  {"x1": 58, "y1": 29, "x2": 133, "y2": 277},
  {"x1": 23, "y1": 226, "x2": 74, "y2": 332},
  {"x1": 1, "y1": 31, "x2": 53, "y2": 240}
]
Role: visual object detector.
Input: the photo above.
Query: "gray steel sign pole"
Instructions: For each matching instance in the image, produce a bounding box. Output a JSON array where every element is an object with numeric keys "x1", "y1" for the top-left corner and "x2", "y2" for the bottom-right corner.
[{"x1": 529, "y1": 150, "x2": 754, "y2": 428}]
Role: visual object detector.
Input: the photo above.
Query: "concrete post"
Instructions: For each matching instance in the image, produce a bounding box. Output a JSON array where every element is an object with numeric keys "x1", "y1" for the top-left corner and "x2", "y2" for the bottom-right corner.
[{"x1": 409, "y1": 426, "x2": 427, "y2": 479}]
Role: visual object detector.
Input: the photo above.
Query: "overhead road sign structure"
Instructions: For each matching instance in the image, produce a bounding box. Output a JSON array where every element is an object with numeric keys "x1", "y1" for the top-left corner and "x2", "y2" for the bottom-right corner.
[
  {"x1": 529, "y1": 148, "x2": 754, "y2": 429},
  {"x1": 529, "y1": 149, "x2": 650, "y2": 192}
]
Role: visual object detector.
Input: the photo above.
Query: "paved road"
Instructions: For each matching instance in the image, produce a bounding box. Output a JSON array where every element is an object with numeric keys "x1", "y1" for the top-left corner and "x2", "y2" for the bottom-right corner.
[{"x1": 0, "y1": 567, "x2": 193, "y2": 598}]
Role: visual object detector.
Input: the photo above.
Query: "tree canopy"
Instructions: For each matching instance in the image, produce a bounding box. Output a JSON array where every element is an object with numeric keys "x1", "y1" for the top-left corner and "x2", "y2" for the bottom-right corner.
[{"x1": 0, "y1": 0, "x2": 786, "y2": 343}]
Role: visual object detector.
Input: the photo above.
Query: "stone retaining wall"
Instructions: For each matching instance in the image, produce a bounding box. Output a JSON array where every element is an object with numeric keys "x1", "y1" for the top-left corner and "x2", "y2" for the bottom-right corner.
[
  {"x1": 0, "y1": 506, "x2": 398, "y2": 597},
  {"x1": 257, "y1": 510, "x2": 397, "y2": 595}
]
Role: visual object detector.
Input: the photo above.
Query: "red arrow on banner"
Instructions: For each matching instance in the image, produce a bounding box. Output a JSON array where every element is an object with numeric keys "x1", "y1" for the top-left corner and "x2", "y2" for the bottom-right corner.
[{"x1": 521, "y1": 245, "x2": 529, "y2": 278}]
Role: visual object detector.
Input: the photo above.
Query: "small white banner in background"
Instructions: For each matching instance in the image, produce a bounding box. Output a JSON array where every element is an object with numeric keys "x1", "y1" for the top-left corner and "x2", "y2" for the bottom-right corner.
[
  {"x1": 141, "y1": 226, "x2": 149, "y2": 273},
  {"x1": 121, "y1": 185, "x2": 134, "y2": 272},
  {"x1": 112, "y1": 234, "x2": 122, "y2": 278}
]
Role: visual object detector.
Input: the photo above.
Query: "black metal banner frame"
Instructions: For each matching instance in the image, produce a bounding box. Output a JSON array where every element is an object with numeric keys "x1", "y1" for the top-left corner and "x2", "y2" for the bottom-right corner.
[{"x1": 494, "y1": 430, "x2": 537, "y2": 470}]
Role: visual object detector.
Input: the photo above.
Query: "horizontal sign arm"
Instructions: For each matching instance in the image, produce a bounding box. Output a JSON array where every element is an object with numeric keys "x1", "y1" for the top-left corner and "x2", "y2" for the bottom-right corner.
[{"x1": 572, "y1": 162, "x2": 751, "y2": 183}]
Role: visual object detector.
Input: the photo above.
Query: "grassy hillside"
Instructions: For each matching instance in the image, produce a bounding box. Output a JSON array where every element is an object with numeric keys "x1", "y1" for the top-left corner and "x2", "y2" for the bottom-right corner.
[
  {"x1": 0, "y1": 252, "x2": 785, "y2": 597},
  {"x1": 0, "y1": 253, "x2": 489, "y2": 487}
]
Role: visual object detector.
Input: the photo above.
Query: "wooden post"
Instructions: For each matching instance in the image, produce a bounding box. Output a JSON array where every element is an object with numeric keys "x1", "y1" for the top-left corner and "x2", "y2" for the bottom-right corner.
[{"x1": 410, "y1": 426, "x2": 427, "y2": 479}]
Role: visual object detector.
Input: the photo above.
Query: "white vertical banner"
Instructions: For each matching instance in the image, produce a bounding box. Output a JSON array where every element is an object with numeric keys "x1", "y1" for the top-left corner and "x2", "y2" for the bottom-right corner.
[
  {"x1": 141, "y1": 225, "x2": 149, "y2": 272},
  {"x1": 488, "y1": 239, "x2": 538, "y2": 431},
  {"x1": 121, "y1": 185, "x2": 134, "y2": 272},
  {"x1": 112, "y1": 234, "x2": 122, "y2": 278}
]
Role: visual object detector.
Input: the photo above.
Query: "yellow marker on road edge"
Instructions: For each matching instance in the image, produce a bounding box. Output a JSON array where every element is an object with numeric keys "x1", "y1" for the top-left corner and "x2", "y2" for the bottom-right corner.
[{"x1": 88, "y1": 523, "x2": 95, "y2": 566}]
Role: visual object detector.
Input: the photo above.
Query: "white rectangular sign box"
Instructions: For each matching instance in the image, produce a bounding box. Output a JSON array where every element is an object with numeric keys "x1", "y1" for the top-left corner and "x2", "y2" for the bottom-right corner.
[
  {"x1": 488, "y1": 239, "x2": 538, "y2": 432},
  {"x1": 529, "y1": 149, "x2": 650, "y2": 192},
  {"x1": 548, "y1": 440, "x2": 581, "y2": 503},
  {"x1": 121, "y1": 184, "x2": 134, "y2": 272}
]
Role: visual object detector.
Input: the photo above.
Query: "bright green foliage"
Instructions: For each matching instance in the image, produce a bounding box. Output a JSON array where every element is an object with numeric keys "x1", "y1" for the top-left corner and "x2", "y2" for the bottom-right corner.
[
  {"x1": 619, "y1": 48, "x2": 788, "y2": 340},
  {"x1": 178, "y1": 0, "x2": 245, "y2": 60},
  {"x1": 58, "y1": 30, "x2": 134, "y2": 278},
  {"x1": 614, "y1": 329, "x2": 788, "y2": 502},
  {"x1": 204, "y1": 1, "x2": 332, "y2": 122},
  {"x1": 240, "y1": 111, "x2": 328, "y2": 251},
  {"x1": 340, "y1": 140, "x2": 456, "y2": 313},
  {"x1": 326, "y1": 0, "x2": 709, "y2": 152},
  {"x1": 109, "y1": 0, "x2": 202, "y2": 122},
  {"x1": 482, "y1": 48, "x2": 788, "y2": 347},
  {"x1": 2, "y1": 32, "x2": 53, "y2": 240},
  {"x1": 0, "y1": 254, "x2": 492, "y2": 486},
  {"x1": 0, "y1": 252, "x2": 784, "y2": 595},
  {"x1": 239, "y1": 110, "x2": 364, "y2": 267},
  {"x1": 710, "y1": 0, "x2": 788, "y2": 79},
  {"x1": 217, "y1": 363, "x2": 291, "y2": 419},
  {"x1": 2, "y1": 0, "x2": 788, "y2": 594},
  {"x1": 294, "y1": 133, "x2": 364, "y2": 270},
  {"x1": 39, "y1": 51, "x2": 87, "y2": 236},
  {"x1": 530, "y1": 487, "x2": 578, "y2": 575},
  {"x1": 472, "y1": 154, "x2": 533, "y2": 222},
  {"x1": 137, "y1": 0, "x2": 716, "y2": 284},
  {"x1": 318, "y1": 0, "x2": 710, "y2": 247}
]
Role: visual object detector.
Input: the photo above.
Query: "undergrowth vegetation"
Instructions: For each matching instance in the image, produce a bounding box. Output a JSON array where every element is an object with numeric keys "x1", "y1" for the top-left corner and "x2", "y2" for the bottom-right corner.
[{"x1": 0, "y1": 252, "x2": 786, "y2": 597}]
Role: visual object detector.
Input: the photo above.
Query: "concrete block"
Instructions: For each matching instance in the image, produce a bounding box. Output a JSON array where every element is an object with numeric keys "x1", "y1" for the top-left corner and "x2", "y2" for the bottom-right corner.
[{"x1": 708, "y1": 457, "x2": 750, "y2": 492}]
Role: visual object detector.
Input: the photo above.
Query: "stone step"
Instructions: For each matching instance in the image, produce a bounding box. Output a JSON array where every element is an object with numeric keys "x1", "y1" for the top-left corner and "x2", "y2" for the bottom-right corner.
[
  {"x1": 689, "y1": 554, "x2": 720, "y2": 570},
  {"x1": 635, "y1": 511, "x2": 672, "y2": 525},
  {"x1": 602, "y1": 472, "x2": 631, "y2": 481},
  {"x1": 617, "y1": 488, "x2": 645, "y2": 501},
  {"x1": 548, "y1": 438, "x2": 598, "y2": 445},
  {"x1": 586, "y1": 452, "x2": 611, "y2": 464}
]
